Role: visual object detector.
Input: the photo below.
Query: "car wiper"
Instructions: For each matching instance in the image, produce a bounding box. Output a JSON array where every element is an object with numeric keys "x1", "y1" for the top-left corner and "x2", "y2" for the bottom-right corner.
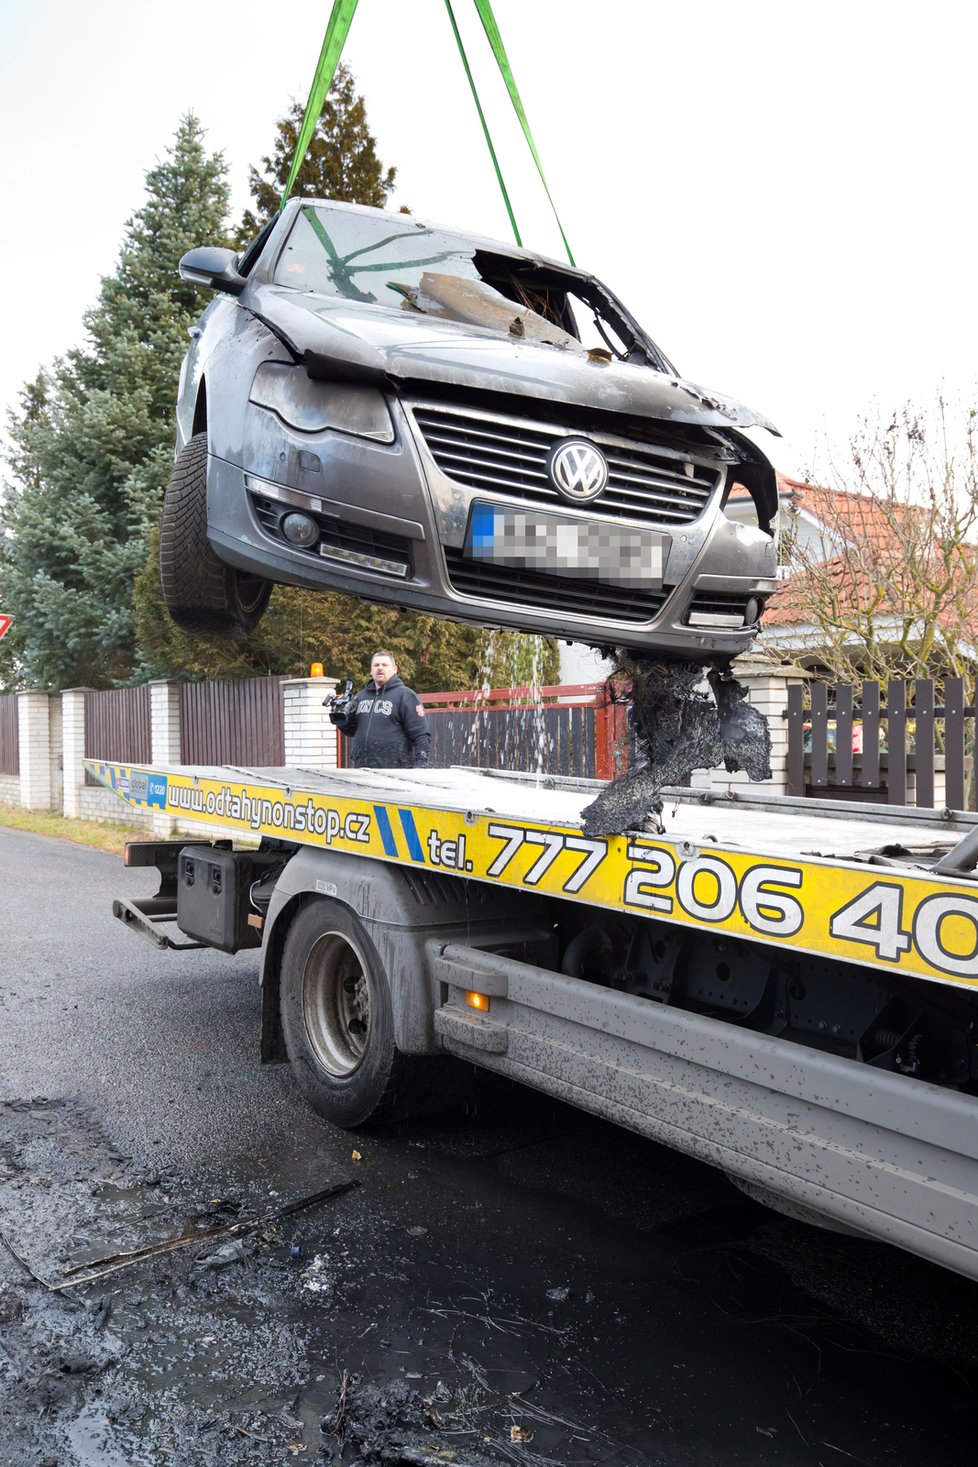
[{"x1": 589, "y1": 311, "x2": 627, "y2": 363}]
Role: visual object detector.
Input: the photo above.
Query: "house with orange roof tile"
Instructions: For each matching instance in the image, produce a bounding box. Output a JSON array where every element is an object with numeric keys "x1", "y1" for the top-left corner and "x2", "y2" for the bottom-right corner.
[{"x1": 725, "y1": 475, "x2": 978, "y2": 676}]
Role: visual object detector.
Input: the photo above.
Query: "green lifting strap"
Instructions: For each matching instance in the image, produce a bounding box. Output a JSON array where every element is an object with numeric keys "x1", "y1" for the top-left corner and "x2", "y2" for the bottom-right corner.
[
  {"x1": 471, "y1": 0, "x2": 575, "y2": 265},
  {"x1": 281, "y1": 0, "x2": 361, "y2": 209},
  {"x1": 281, "y1": 0, "x2": 573, "y2": 267},
  {"x1": 444, "y1": 0, "x2": 522, "y2": 246}
]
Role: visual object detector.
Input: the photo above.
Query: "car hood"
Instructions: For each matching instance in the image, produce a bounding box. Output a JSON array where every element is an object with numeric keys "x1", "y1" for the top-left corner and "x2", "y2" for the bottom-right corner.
[{"x1": 248, "y1": 285, "x2": 780, "y2": 437}]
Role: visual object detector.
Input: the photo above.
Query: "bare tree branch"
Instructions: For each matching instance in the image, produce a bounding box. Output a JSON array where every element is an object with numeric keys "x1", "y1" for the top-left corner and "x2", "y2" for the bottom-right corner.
[{"x1": 767, "y1": 395, "x2": 978, "y2": 689}]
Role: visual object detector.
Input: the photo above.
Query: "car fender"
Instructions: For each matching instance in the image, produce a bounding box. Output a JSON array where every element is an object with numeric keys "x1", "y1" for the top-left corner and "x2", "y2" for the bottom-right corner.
[
  {"x1": 181, "y1": 300, "x2": 294, "y2": 462},
  {"x1": 176, "y1": 297, "x2": 235, "y2": 453}
]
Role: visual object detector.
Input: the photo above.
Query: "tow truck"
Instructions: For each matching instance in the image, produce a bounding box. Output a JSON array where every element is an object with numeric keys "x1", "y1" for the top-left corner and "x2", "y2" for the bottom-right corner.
[{"x1": 91, "y1": 756, "x2": 978, "y2": 1281}]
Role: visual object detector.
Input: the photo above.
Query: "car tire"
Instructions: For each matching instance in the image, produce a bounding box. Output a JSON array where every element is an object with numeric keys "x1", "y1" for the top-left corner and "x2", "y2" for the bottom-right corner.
[
  {"x1": 159, "y1": 433, "x2": 271, "y2": 638},
  {"x1": 279, "y1": 899, "x2": 444, "y2": 1129}
]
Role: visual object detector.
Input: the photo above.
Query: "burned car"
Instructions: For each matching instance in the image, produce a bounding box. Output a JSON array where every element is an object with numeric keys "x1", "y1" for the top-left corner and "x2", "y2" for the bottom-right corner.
[{"x1": 162, "y1": 199, "x2": 780, "y2": 657}]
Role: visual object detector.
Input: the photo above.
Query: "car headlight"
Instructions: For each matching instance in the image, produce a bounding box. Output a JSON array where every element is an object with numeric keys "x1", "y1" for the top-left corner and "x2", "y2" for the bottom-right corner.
[{"x1": 248, "y1": 363, "x2": 394, "y2": 443}]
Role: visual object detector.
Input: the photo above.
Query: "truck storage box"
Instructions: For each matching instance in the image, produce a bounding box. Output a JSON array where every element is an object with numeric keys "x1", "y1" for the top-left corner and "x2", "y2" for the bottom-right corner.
[{"x1": 177, "y1": 847, "x2": 262, "y2": 953}]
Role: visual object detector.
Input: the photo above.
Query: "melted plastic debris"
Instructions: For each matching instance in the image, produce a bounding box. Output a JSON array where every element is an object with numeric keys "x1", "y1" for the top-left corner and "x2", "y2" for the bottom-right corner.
[
  {"x1": 581, "y1": 656, "x2": 772, "y2": 837},
  {"x1": 326, "y1": 1377, "x2": 507, "y2": 1466},
  {"x1": 299, "y1": 1252, "x2": 333, "y2": 1294},
  {"x1": 194, "y1": 1237, "x2": 253, "y2": 1272},
  {"x1": 708, "y1": 669, "x2": 773, "y2": 781},
  {"x1": 388, "y1": 271, "x2": 580, "y2": 348}
]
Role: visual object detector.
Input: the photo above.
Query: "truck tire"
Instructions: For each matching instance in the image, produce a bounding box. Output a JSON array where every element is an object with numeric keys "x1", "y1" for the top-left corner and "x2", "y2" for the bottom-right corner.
[
  {"x1": 159, "y1": 433, "x2": 271, "y2": 638},
  {"x1": 279, "y1": 898, "x2": 430, "y2": 1128}
]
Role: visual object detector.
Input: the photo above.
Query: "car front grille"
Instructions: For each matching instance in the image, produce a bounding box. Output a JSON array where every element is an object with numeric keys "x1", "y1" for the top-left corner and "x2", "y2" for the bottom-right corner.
[
  {"x1": 444, "y1": 549, "x2": 669, "y2": 623},
  {"x1": 411, "y1": 405, "x2": 720, "y2": 527}
]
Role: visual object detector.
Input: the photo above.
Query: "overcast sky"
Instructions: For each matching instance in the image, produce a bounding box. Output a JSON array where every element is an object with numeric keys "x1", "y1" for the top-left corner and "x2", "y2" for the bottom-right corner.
[{"x1": 1, "y1": 0, "x2": 974, "y2": 481}]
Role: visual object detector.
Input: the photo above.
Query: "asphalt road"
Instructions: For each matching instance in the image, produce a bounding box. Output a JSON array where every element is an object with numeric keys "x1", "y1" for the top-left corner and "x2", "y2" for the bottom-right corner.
[{"x1": 2, "y1": 824, "x2": 978, "y2": 1466}]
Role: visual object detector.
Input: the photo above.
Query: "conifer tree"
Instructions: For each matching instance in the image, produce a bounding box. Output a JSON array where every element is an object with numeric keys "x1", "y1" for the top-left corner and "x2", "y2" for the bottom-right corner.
[
  {"x1": 0, "y1": 374, "x2": 54, "y2": 690},
  {"x1": 0, "y1": 115, "x2": 230, "y2": 691},
  {"x1": 237, "y1": 64, "x2": 396, "y2": 243}
]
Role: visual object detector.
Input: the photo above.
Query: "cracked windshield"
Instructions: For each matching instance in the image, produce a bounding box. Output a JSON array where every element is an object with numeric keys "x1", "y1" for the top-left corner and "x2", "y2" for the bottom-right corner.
[{"x1": 274, "y1": 205, "x2": 622, "y2": 352}]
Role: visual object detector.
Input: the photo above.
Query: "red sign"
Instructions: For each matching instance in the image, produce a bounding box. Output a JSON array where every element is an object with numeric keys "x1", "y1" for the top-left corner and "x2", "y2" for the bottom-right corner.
[{"x1": 0, "y1": 614, "x2": 11, "y2": 641}]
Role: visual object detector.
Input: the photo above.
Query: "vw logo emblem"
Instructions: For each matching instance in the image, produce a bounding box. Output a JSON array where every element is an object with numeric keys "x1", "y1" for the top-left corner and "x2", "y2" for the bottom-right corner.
[{"x1": 548, "y1": 439, "x2": 609, "y2": 502}]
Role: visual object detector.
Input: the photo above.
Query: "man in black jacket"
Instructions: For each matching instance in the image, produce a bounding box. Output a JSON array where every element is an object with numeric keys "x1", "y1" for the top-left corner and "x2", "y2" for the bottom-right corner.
[{"x1": 329, "y1": 651, "x2": 431, "y2": 769}]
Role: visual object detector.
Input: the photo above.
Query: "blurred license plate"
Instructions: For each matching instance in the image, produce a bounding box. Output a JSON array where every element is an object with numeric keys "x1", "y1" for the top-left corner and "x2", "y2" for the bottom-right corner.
[{"x1": 465, "y1": 503, "x2": 667, "y2": 588}]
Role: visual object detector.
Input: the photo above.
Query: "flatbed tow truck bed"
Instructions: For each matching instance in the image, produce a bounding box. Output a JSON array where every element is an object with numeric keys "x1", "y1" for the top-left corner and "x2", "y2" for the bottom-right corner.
[{"x1": 91, "y1": 758, "x2": 978, "y2": 1280}]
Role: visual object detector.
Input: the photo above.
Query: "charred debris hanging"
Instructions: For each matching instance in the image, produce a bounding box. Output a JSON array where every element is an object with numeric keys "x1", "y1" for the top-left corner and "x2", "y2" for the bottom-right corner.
[{"x1": 580, "y1": 653, "x2": 772, "y2": 837}]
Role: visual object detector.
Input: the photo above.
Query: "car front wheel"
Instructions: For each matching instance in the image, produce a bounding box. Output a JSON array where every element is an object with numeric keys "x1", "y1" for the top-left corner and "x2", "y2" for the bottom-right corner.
[{"x1": 159, "y1": 432, "x2": 271, "y2": 638}]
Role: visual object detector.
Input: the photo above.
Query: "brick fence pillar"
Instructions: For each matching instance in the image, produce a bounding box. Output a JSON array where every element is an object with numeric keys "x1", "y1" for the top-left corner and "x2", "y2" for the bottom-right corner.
[
  {"x1": 61, "y1": 688, "x2": 90, "y2": 818},
  {"x1": 739, "y1": 662, "x2": 807, "y2": 794},
  {"x1": 284, "y1": 676, "x2": 339, "y2": 770},
  {"x1": 150, "y1": 680, "x2": 182, "y2": 764},
  {"x1": 149, "y1": 680, "x2": 182, "y2": 835},
  {"x1": 49, "y1": 695, "x2": 63, "y2": 815},
  {"x1": 18, "y1": 691, "x2": 55, "y2": 811}
]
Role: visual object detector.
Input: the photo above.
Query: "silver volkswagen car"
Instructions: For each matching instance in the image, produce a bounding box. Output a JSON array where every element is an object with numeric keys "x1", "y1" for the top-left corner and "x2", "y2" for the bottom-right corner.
[{"x1": 163, "y1": 198, "x2": 780, "y2": 657}]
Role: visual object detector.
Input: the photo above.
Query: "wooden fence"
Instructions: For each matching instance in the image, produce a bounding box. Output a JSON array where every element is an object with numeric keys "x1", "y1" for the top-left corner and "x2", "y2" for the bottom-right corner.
[
  {"x1": 84, "y1": 687, "x2": 152, "y2": 784},
  {"x1": 180, "y1": 676, "x2": 286, "y2": 766},
  {"x1": 0, "y1": 694, "x2": 18, "y2": 775},
  {"x1": 11, "y1": 676, "x2": 628, "y2": 794},
  {"x1": 340, "y1": 682, "x2": 630, "y2": 779},
  {"x1": 786, "y1": 677, "x2": 974, "y2": 808}
]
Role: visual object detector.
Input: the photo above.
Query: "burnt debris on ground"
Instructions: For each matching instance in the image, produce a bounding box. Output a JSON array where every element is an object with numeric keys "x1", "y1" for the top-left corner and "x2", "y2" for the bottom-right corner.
[
  {"x1": 5, "y1": 1091, "x2": 978, "y2": 1466},
  {"x1": 581, "y1": 654, "x2": 772, "y2": 837},
  {"x1": 0, "y1": 1098, "x2": 610, "y2": 1465}
]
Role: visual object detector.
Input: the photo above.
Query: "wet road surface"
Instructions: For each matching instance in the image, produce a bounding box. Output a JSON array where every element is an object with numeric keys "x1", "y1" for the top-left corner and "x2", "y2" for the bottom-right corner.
[{"x1": 1, "y1": 825, "x2": 977, "y2": 1465}]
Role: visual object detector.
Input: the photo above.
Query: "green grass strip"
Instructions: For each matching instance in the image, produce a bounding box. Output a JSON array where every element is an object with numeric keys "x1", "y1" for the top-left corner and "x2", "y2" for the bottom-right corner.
[{"x1": 0, "y1": 802, "x2": 146, "y2": 855}]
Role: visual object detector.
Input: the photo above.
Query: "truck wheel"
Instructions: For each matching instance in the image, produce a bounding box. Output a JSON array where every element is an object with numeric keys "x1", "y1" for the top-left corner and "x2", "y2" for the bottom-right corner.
[
  {"x1": 159, "y1": 433, "x2": 271, "y2": 638},
  {"x1": 279, "y1": 899, "x2": 421, "y2": 1128}
]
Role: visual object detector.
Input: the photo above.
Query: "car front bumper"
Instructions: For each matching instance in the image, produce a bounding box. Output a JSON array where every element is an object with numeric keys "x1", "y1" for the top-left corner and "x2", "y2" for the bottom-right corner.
[{"x1": 206, "y1": 394, "x2": 778, "y2": 658}]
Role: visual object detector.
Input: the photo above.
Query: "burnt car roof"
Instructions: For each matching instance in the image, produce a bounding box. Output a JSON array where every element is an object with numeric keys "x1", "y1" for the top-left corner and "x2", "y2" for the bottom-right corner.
[
  {"x1": 270, "y1": 196, "x2": 591, "y2": 278},
  {"x1": 242, "y1": 199, "x2": 781, "y2": 441}
]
